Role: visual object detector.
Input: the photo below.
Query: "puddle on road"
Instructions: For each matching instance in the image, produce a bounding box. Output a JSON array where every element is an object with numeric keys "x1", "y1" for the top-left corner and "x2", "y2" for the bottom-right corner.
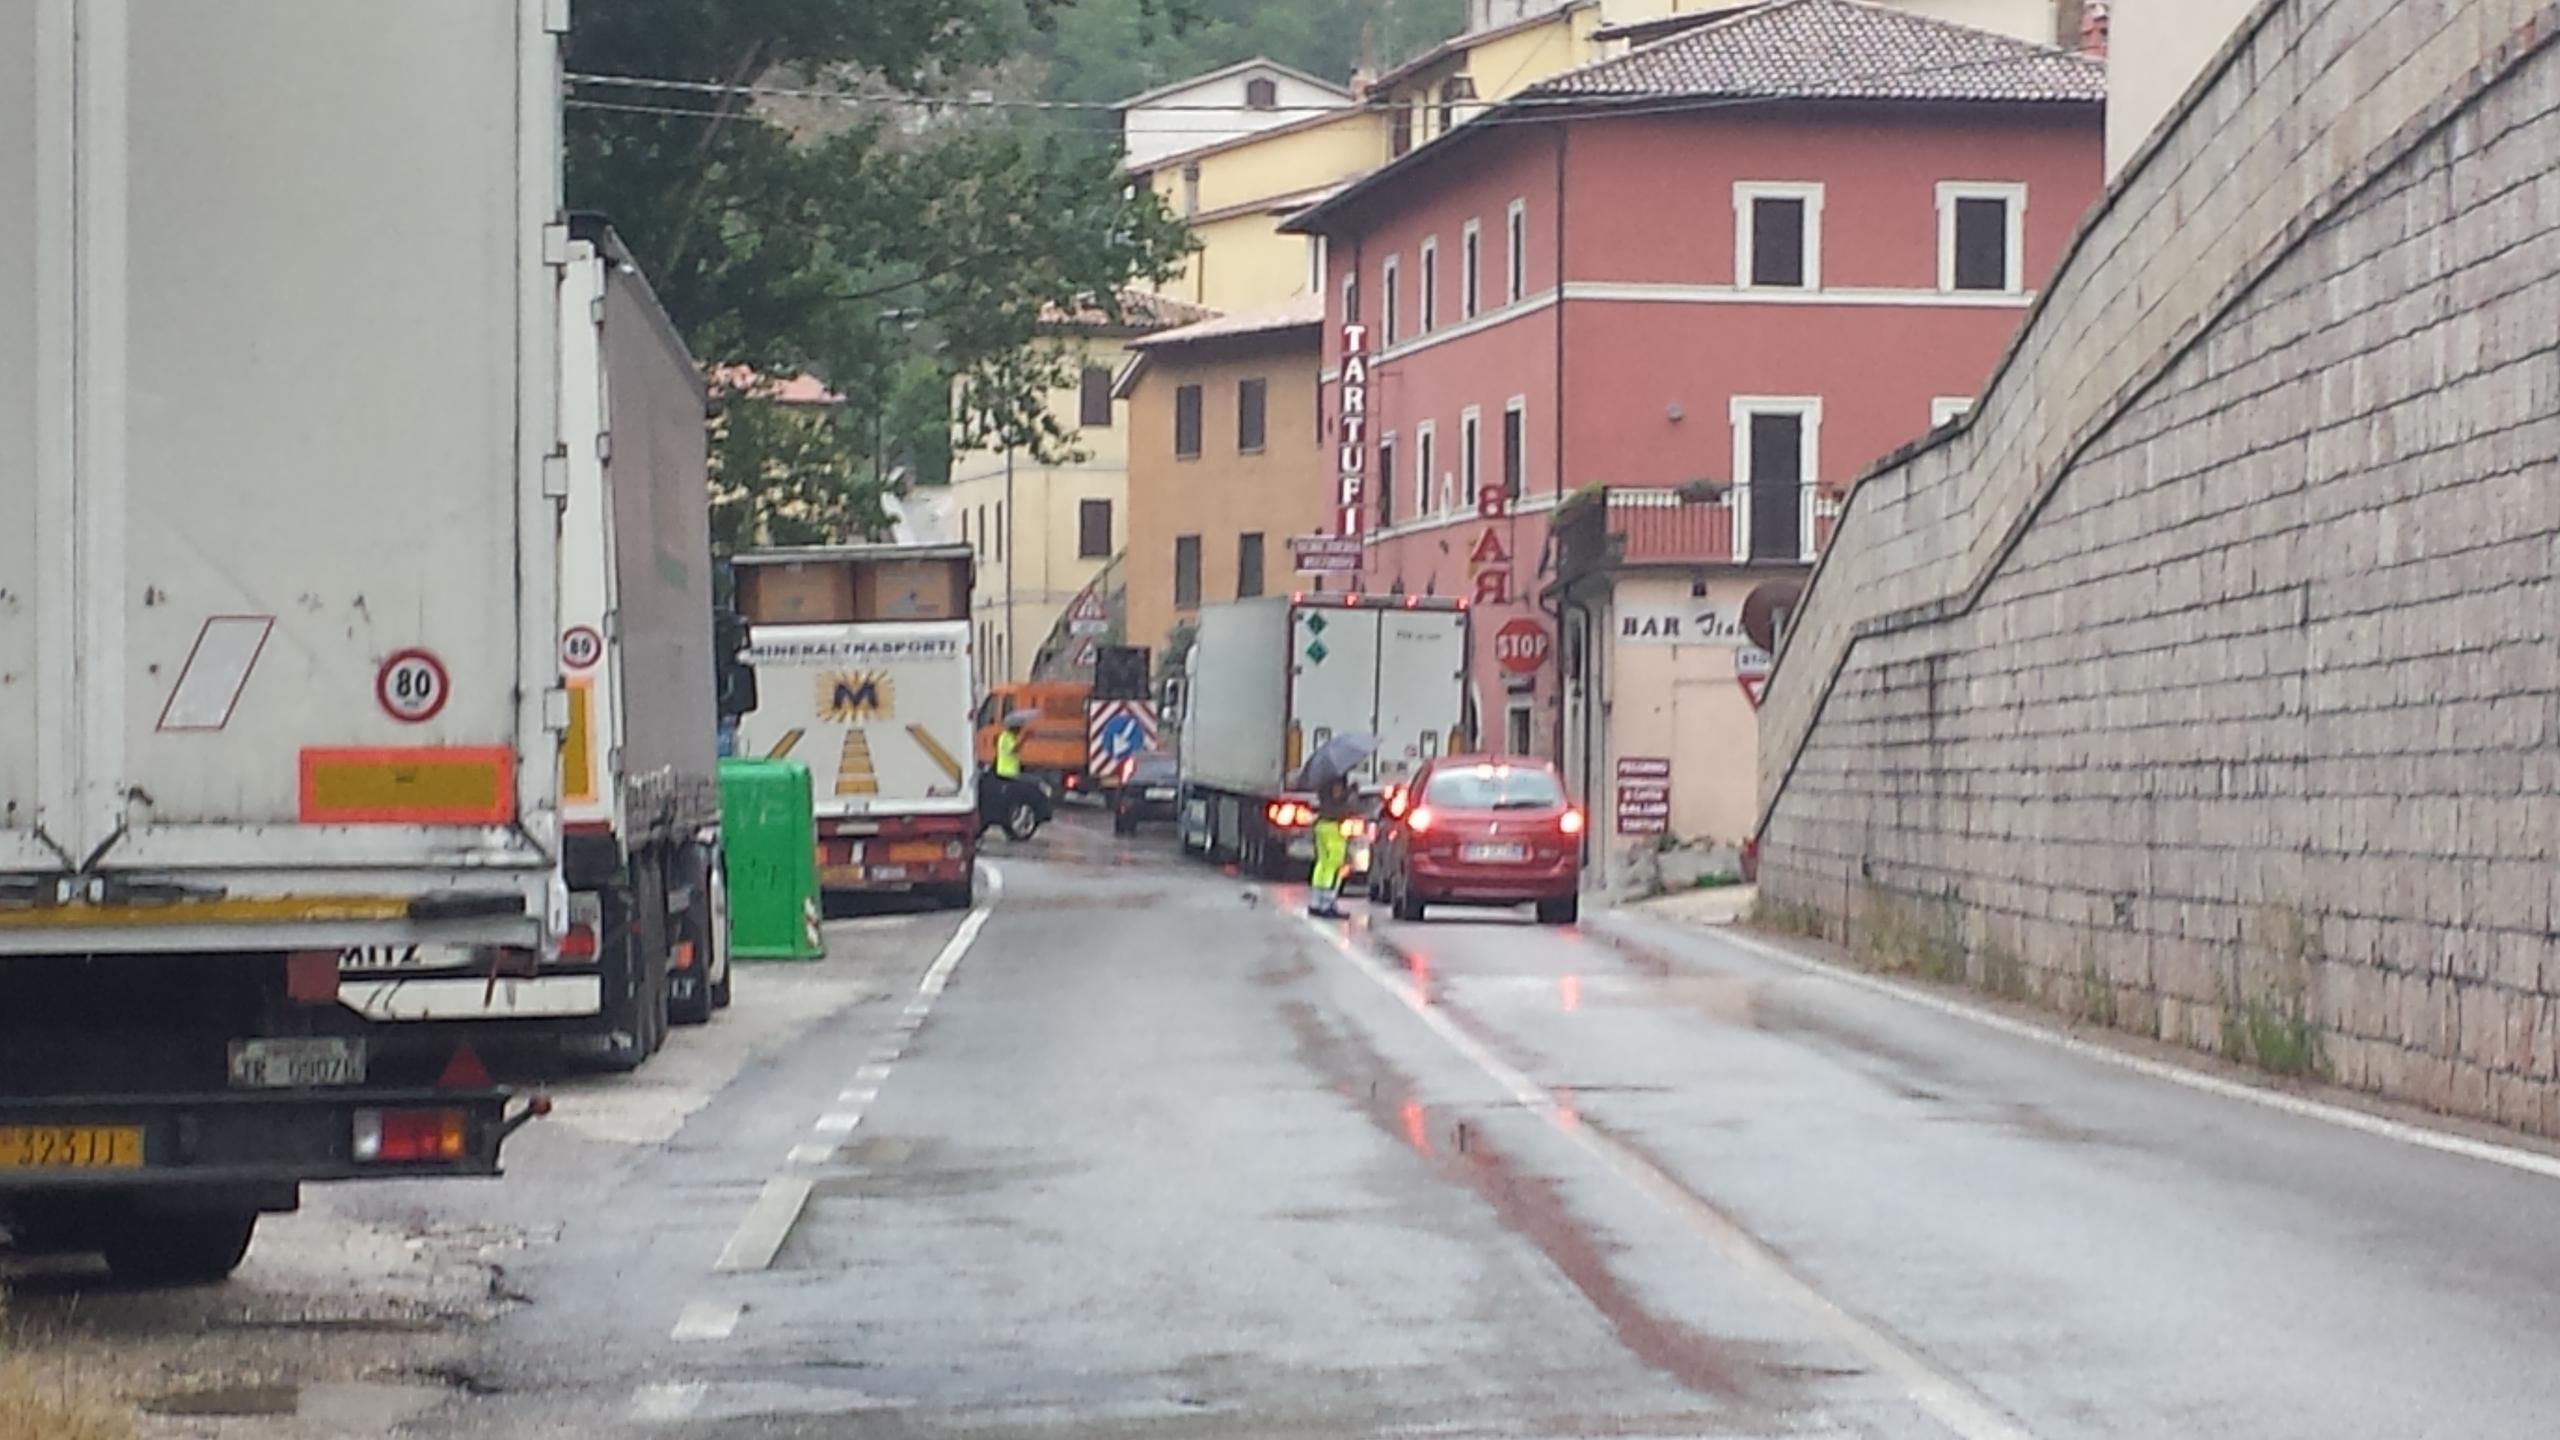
[{"x1": 145, "y1": 1379, "x2": 460, "y2": 1425}]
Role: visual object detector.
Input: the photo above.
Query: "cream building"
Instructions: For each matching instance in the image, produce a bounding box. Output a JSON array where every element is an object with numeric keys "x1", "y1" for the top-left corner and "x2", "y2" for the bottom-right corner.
[
  {"x1": 947, "y1": 290, "x2": 1212, "y2": 687},
  {"x1": 2104, "y1": 0, "x2": 2255, "y2": 175}
]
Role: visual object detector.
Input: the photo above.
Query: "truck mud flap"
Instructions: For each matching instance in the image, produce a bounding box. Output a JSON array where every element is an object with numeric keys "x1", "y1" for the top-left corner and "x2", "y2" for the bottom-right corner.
[{"x1": 0, "y1": 1086, "x2": 535, "y2": 1191}]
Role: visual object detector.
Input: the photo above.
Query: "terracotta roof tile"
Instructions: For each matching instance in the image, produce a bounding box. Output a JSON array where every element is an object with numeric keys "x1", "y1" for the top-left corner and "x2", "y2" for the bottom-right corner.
[{"x1": 1533, "y1": 0, "x2": 2105, "y2": 106}]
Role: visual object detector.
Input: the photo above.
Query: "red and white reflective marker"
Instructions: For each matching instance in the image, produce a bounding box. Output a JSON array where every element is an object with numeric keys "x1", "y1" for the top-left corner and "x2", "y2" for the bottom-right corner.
[
  {"x1": 376, "y1": 648, "x2": 451, "y2": 723},
  {"x1": 560, "y1": 625, "x2": 604, "y2": 671}
]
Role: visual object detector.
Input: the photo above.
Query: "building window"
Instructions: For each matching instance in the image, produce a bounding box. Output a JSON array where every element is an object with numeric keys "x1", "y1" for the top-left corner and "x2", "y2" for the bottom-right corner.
[
  {"x1": 1419, "y1": 237, "x2": 1440, "y2": 332},
  {"x1": 1506, "y1": 701, "x2": 1533, "y2": 756},
  {"x1": 1079, "y1": 365, "x2": 1114, "y2": 428},
  {"x1": 1501, "y1": 398, "x2": 1525, "y2": 501},
  {"x1": 1181, "y1": 163, "x2": 1201, "y2": 218},
  {"x1": 1377, "y1": 434, "x2": 1398, "y2": 527},
  {"x1": 1236, "y1": 532, "x2": 1265, "y2": 598},
  {"x1": 1174, "y1": 383, "x2": 1203, "y2": 458},
  {"x1": 1938, "y1": 182, "x2": 2026, "y2": 293},
  {"x1": 1459, "y1": 406, "x2": 1481, "y2": 511},
  {"x1": 1381, "y1": 255, "x2": 1401, "y2": 345},
  {"x1": 1731, "y1": 397, "x2": 1822, "y2": 563},
  {"x1": 1390, "y1": 104, "x2": 1414, "y2": 157},
  {"x1": 1341, "y1": 271, "x2": 1359, "y2": 326},
  {"x1": 1736, "y1": 182, "x2": 1821, "y2": 290},
  {"x1": 1306, "y1": 236, "x2": 1326, "y2": 295},
  {"x1": 1078, "y1": 498, "x2": 1112, "y2": 559},
  {"x1": 1244, "y1": 76, "x2": 1278, "y2": 110},
  {"x1": 1461, "y1": 220, "x2": 1482, "y2": 320},
  {"x1": 1931, "y1": 396, "x2": 1974, "y2": 427},
  {"x1": 1237, "y1": 377, "x2": 1268, "y2": 452},
  {"x1": 1414, "y1": 422, "x2": 1437, "y2": 517},
  {"x1": 1506, "y1": 199, "x2": 1527, "y2": 304},
  {"x1": 1174, "y1": 534, "x2": 1202, "y2": 609},
  {"x1": 1437, "y1": 75, "x2": 1474, "y2": 133}
]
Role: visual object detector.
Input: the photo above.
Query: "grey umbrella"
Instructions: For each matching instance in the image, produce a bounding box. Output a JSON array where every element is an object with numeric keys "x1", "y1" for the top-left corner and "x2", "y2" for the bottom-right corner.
[
  {"x1": 1294, "y1": 732, "x2": 1380, "y2": 790},
  {"x1": 1002, "y1": 708, "x2": 1041, "y2": 727}
]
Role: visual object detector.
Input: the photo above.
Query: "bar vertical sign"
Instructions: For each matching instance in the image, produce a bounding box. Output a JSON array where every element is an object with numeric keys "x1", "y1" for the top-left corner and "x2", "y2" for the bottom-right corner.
[{"x1": 1337, "y1": 322, "x2": 1368, "y2": 538}]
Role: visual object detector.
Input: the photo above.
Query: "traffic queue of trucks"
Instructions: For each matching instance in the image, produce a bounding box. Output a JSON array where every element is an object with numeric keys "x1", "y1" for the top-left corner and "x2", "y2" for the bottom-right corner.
[
  {"x1": 1173, "y1": 595, "x2": 1473, "y2": 877},
  {"x1": 0, "y1": 3, "x2": 783, "y2": 1285}
]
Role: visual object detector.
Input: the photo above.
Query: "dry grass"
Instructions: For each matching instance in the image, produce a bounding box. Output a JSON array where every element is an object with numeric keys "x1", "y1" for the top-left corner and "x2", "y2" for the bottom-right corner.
[{"x1": 0, "y1": 1294, "x2": 140, "y2": 1440}]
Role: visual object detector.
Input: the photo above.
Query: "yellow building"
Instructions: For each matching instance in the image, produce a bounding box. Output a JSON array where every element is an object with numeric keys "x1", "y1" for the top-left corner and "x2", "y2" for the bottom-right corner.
[
  {"x1": 1126, "y1": 108, "x2": 1389, "y2": 313},
  {"x1": 947, "y1": 290, "x2": 1212, "y2": 688},
  {"x1": 1116, "y1": 299, "x2": 1331, "y2": 664}
]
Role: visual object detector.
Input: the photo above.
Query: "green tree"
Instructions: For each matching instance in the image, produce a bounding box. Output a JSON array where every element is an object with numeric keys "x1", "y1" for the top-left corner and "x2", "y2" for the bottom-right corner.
[
  {"x1": 1027, "y1": 0, "x2": 1465, "y2": 108},
  {"x1": 564, "y1": 0, "x2": 1197, "y2": 547}
]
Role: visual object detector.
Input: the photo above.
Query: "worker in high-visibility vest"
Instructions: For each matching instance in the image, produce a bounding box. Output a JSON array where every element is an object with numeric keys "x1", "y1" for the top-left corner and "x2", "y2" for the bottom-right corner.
[
  {"x1": 994, "y1": 715, "x2": 1025, "y2": 784},
  {"x1": 980, "y1": 713, "x2": 1031, "y2": 836},
  {"x1": 1306, "y1": 774, "x2": 1354, "y2": 918}
]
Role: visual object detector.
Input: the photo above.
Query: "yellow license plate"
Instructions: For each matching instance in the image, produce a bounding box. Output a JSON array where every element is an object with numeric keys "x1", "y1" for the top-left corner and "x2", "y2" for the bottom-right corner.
[{"x1": 0, "y1": 1125, "x2": 145, "y2": 1170}]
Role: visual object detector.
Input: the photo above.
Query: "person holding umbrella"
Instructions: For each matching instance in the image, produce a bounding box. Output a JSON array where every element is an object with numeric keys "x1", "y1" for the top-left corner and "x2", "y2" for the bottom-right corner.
[
  {"x1": 979, "y1": 708, "x2": 1049, "y2": 840},
  {"x1": 1297, "y1": 732, "x2": 1378, "y2": 919}
]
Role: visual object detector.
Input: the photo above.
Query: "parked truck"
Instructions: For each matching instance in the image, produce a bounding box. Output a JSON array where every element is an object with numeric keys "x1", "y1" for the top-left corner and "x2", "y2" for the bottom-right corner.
[
  {"x1": 732, "y1": 546, "x2": 980, "y2": 909},
  {"x1": 0, "y1": 1, "x2": 560, "y2": 1282},
  {"x1": 1175, "y1": 596, "x2": 1471, "y2": 876},
  {"x1": 335, "y1": 216, "x2": 742, "y2": 1067}
]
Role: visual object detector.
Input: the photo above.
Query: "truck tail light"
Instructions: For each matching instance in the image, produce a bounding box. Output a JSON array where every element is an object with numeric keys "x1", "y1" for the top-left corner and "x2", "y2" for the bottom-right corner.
[
  {"x1": 1266, "y1": 801, "x2": 1313, "y2": 828},
  {"x1": 354, "y1": 1108, "x2": 468, "y2": 1164},
  {"x1": 559, "y1": 892, "x2": 602, "y2": 962},
  {"x1": 1560, "y1": 809, "x2": 1585, "y2": 836}
]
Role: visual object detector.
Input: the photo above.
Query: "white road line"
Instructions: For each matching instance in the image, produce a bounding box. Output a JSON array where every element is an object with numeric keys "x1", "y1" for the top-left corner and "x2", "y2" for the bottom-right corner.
[
  {"x1": 713, "y1": 1176, "x2": 814, "y2": 1273},
  {"x1": 854, "y1": 1062, "x2": 894, "y2": 1082},
  {"x1": 1304, "y1": 914, "x2": 2037, "y2": 1440},
  {"x1": 838, "y1": 1086, "x2": 880, "y2": 1105},
  {"x1": 631, "y1": 1382, "x2": 705, "y2": 1422},
  {"x1": 785, "y1": 1142, "x2": 835, "y2": 1167},
  {"x1": 866, "y1": 1044, "x2": 905, "y2": 1064},
  {"x1": 1671, "y1": 918, "x2": 2560, "y2": 1185},
  {"x1": 918, "y1": 902, "x2": 993, "y2": 999},
  {"x1": 670, "y1": 1299, "x2": 742, "y2": 1342},
  {"x1": 813, "y1": 1112, "x2": 862, "y2": 1135}
]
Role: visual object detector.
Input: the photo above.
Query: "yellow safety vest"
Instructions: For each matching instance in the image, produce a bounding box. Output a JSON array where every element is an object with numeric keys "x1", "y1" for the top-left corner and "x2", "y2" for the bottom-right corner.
[{"x1": 995, "y1": 728, "x2": 1022, "y2": 778}]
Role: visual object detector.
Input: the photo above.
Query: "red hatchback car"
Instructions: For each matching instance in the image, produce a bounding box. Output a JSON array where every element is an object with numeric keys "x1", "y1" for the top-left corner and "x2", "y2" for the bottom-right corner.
[{"x1": 1370, "y1": 757, "x2": 1585, "y2": 925}]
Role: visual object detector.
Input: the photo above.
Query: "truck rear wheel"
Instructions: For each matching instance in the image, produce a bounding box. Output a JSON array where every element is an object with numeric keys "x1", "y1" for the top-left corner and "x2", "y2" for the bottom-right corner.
[{"x1": 100, "y1": 1208, "x2": 258, "y2": 1287}]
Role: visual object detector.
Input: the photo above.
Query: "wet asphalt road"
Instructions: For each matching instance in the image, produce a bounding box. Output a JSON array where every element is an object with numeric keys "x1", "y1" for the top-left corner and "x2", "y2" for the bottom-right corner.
[{"x1": 52, "y1": 807, "x2": 2560, "y2": 1438}]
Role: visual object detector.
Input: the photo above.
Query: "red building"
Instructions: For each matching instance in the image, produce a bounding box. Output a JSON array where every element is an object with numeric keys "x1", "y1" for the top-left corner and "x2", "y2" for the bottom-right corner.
[{"x1": 1285, "y1": 0, "x2": 2105, "y2": 766}]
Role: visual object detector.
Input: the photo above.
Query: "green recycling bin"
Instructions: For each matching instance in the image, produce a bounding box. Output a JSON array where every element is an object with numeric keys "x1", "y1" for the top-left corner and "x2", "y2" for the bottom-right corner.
[{"x1": 719, "y1": 758, "x2": 826, "y2": 961}]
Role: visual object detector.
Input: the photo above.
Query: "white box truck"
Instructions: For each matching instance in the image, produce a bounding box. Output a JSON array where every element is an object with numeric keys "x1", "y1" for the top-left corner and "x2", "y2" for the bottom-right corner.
[
  {"x1": 0, "y1": 0, "x2": 560, "y2": 1282},
  {"x1": 335, "y1": 216, "x2": 741, "y2": 1065},
  {"x1": 1175, "y1": 595, "x2": 1470, "y2": 876},
  {"x1": 732, "y1": 546, "x2": 981, "y2": 909}
]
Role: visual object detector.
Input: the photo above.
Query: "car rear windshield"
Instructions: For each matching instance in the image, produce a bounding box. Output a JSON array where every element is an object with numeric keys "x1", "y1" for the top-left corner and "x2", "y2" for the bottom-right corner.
[
  {"x1": 1131, "y1": 755, "x2": 1180, "y2": 782},
  {"x1": 1422, "y1": 766, "x2": 1564, "y2": 811}
]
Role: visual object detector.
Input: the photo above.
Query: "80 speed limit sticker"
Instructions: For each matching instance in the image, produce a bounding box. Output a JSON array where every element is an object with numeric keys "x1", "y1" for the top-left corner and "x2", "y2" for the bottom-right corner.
[
  {"x1": 375, "y1": 648, "x2": 451, "y2": 723},
  {"x1": 560, "y1": 625, "x2": 604, "y2": 671}
]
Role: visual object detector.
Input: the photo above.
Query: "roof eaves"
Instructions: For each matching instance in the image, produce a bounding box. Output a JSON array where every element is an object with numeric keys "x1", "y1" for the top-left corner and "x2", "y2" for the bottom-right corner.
[
  {"x1": 1368, "y1": 1, "x2": 1597, "y2": 93},
  {"x1": 1115, "y1": 55, "x2": 1353, "y2": 111}
]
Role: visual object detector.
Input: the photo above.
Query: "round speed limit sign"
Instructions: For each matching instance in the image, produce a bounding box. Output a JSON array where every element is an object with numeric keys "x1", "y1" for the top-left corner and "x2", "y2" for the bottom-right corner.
[
  {"x1": 376, "y1": 648, "x2": 451, "y2": 723},
  {"x1": 560, "y1": 625, "x2": 604, "y2": 671}
]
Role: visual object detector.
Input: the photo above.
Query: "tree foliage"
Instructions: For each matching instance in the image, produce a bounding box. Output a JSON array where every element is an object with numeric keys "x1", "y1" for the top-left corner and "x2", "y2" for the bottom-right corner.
[
  {"x1": 1025, "y1": 0, "x2": 1465, "y2": 108},
  {"x1": 564, "y1": 0, "x2": 1197, "y2": 545}
]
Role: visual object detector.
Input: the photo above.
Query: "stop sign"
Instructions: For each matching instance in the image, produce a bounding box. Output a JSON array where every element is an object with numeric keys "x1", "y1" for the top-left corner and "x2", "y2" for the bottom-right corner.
[{"x1": 1494, "y1": 618, "x2": 1551, "y2": 675}]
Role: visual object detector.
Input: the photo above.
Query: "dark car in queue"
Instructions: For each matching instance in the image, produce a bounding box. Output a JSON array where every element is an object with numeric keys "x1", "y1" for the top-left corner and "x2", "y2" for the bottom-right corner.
[
  {"x1": 1112, "y1": 750, "x2": 1183, "y2": 835},
  {"x1": 1369, "y1": 756, "x2": 1585, "y2": 925}
]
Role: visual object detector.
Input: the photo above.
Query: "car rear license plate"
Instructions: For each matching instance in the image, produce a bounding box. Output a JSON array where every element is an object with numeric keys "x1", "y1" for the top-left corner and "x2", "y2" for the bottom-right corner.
[
  {"x1": 0, "y1": 1125, "x2": 143, "y2": 1169},
  {"x1": 886, "y1": 841, "x2": 945, "y2": 864},
  {"x1": 1146, "y1": 787, "x2": 1176, "y2": 800},
  {"x1": 1461, "y1": 842, "x2": 1528, "y2": 863},
  {"x1": 228, "y1": 1036, "x2": 367, "y2": 1089}
]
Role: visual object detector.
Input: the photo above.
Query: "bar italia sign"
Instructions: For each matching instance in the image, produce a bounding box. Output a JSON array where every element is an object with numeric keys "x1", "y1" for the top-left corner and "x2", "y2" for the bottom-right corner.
[{"x1": 1336, "y1": 322, "x2": 1369, "y2": 537}]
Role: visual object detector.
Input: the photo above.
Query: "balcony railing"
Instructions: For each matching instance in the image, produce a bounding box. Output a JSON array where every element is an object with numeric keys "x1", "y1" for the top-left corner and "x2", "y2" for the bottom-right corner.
[{"x1": 1555, "y1": 485, "x2": 1836, "y2": 583}]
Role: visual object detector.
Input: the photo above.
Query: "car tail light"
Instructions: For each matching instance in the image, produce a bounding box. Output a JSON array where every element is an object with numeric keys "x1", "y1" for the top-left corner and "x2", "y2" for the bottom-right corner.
[
  {"x1": 353, "y1": 1108, "x2": 468, "y2": 1164},
  {"x1": 1343, "y1": 818, "x2": 1369, "y2": 839},
  {"x1": 1560, "y1": 809, "x2": 1585, "y2": 836},
  {"x1": 1408, "y1": 806, "x2": 1436, "y2": 834}
]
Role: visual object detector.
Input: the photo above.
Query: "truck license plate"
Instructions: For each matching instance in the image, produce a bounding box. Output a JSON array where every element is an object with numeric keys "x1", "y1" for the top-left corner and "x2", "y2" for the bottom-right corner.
[
  {"x1": 0, "y1": 1126, "x2": 143, "y2": 1169},
  {"x1": 1145, "y1": 787, "x2": 1177, "y2": 800},
  {"x1": 228, "y1": 1037, "x2": 367, "y2": 1090},
  {"x1": 1461, "y1": 842, "x2": 1527, "y2": 863},
  {"x1": 870, "y1": 865, "x2": 909, "y2": 881}
]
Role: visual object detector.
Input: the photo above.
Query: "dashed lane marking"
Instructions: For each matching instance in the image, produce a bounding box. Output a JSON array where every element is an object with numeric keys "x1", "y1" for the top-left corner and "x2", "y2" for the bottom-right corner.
[
  {"x1": 786, "y1": 1143, "x2": 834, "y2": 1167},
  {"x1": 1303, "y1": 912, "x2": 2039, "y2": 1440},
  {"x1": 814, "y1": 1112, "x2": 862, "y2": 1135},
  {"x1": 713, "y1": 1176, "x2": 814, "y2": 1274},
  {"x1": 670, "y1": 1300, "x2": 742, "y2": 1342},
  {"x1": 631, "y1": 1382, "x2": 705, "y2": 1421}
]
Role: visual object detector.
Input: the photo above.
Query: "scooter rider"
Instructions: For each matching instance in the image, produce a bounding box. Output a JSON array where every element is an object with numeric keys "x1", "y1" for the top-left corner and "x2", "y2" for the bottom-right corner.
[{"x1": 981, "y1": 712, "x2": 1038, "y2": 837}]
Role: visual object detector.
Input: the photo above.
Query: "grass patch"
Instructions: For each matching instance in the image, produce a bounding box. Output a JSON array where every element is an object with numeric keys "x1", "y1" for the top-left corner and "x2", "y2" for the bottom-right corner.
[
  {"x1": 1978, "y1": 941, "x2": 2031, "y2": 1001},
  {"x1": 1690, "y1": 872, "x2": 1746, "y2": 890},
  {"x1": 0, "y1": 1295, "x2": 138, "y2": 1440},
  {"x1": 2218, "y1": 902, "x2": 2328, "y2": 1079},
  {"x1": 2073, "y1": 950, "x2": 2119, "y2": 1029},
  {"x1": 2220, "y1": 996, "x2": 2323, "y2": 1078},
  {"x1": 1855, "y1": 891, "x2": 1965, "y2": 983},
  {"x1": 1748, "y1": 895, "x2": 1828, "y2": 939}
]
